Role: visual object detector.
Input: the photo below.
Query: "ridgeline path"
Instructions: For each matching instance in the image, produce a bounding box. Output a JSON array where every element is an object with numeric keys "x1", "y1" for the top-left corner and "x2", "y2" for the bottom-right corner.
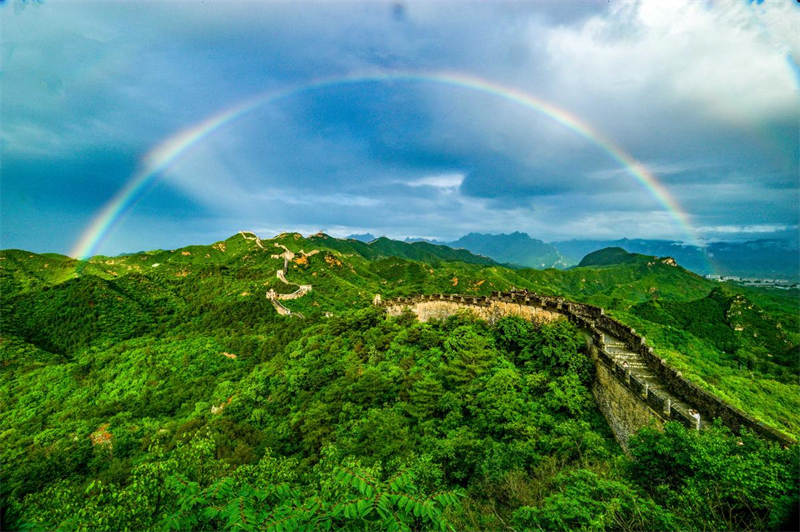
[
  {"x1": 379, "y1": 291, "x2": 794, "y2": 448},
  {"x1": 244, "y1": 233, "x2": 318, "y2": 317}
]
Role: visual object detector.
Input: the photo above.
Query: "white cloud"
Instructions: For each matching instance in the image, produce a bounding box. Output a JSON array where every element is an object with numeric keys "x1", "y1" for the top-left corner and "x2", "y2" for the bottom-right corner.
[
  {"x1": 406, "y1": 173, "x2": 464, "y2": 189},
  {"x1": 3, "y1": 0, "x2": 797, "y2": 255},
  {"x1": 544, "y1": 1, "x2": 798, "y2": 126},
  {"x1": 697, "y1": 224, "x2": 799, "y2": 235}
]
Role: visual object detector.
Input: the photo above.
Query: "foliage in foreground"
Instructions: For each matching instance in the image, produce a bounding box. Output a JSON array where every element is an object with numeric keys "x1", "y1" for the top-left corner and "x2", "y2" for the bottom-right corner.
[{"x1": 3, "y1": 309, "x2": 797, "y2": 531}]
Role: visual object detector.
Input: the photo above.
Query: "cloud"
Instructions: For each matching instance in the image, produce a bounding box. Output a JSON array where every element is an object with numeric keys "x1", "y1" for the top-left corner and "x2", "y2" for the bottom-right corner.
[
  {"x1": 406, "y1": 173, "x2": 464, "y2": 189},
  {"x1": 544, "y1": 1, "x2": 797, "y2": 125},
  {"x1": 1, "y1": 0, "x2": 797, "y2": 255},
  {"x1": 697, "y1": 224, "x2": 799, "y2": 235}
]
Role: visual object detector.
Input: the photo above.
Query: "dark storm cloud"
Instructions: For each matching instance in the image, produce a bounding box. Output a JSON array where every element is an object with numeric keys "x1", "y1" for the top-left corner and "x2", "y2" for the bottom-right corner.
[{"x1": 459, "y1": 159, "x2": 576, "y2": 201}]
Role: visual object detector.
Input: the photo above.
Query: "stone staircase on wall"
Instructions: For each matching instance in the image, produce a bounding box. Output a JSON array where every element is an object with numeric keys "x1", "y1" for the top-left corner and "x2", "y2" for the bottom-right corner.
[{"x1": 599, "y1": 333, "x2": 701, "y2": 430}]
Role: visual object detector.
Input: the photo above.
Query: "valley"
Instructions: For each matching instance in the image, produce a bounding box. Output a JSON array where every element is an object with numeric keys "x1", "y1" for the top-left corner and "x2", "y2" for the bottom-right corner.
[{"x1": 1, "y1": 232, "x2": 798, "y2": 531}]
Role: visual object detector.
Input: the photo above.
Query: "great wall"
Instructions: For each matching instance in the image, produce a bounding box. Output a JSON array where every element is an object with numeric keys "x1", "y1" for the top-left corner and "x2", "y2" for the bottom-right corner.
[
  {"x1": 242, "y1": 231, "x2": 317, "y2": 317},
  {"x1": 378, "y1": 291, "x2": 795, "y2": 449},
  {"x1": 240, "y1": 231, "x2": 794, "y2": 448}
]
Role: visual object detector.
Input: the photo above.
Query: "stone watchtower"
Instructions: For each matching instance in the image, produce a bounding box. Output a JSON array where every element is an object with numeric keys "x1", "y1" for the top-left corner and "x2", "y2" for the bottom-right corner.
[{"x1": 373, "y1": 294, "x2": 382, "y2": 306}]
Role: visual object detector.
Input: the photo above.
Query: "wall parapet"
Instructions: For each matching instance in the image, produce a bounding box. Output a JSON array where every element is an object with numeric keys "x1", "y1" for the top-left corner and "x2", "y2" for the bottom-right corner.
[{"x1": 379, "y1": 291, "x2": 794, "y2": 447}]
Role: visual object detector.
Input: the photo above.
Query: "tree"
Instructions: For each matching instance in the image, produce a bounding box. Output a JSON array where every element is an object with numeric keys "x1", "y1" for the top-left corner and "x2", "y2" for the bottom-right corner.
[
  {"x1": 512, "y1": 469, "x2": 677, "y2": 532},
  {"x1": 628, "y1": 422, "x2": 800, "y2": 531}
]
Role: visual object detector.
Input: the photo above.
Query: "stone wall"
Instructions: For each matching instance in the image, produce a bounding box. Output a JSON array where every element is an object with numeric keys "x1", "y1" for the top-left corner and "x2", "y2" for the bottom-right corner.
[
  {"x1": 275, "y1": 285, "x2": 312, "y2": 300},
  {"x1": 591, "y1": 341, "x2": 701, "y2": 446},
  {"x1": 385, "y1": 296, "x2": 561, "y2": 325},
  {"x1": 591, "y1": 345, "x2": 663, "y2": 449},
  {"x1": 380, "y1": 291, "x2": 795, "y2": 447},
  {"x1": 593, "y1": 313, "x2": 792, "y2": 445}
]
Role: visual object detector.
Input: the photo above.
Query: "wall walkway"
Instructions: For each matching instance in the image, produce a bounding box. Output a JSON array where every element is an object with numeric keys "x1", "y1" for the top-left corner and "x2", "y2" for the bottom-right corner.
[{"x1": 380, "y1": 291, "x2": 794, "y2": 448}]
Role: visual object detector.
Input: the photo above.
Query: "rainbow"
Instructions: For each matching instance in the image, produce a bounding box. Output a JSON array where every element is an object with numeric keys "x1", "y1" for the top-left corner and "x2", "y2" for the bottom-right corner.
[{"x1": 71, "y1": 71, "x2": 701, "y2": 259}]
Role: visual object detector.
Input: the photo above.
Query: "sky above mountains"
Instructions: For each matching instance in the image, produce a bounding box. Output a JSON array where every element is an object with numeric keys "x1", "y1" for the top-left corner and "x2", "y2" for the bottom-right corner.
[{"x1": 2, "y1": 0, "x2": 798, "y2": 256}]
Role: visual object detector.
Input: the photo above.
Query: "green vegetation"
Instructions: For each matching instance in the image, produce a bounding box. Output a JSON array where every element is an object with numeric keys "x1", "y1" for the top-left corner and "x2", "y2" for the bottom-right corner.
[
  {"x1": 1, "y1": 234, "x2": 798, "y2": 530},
  {"x1": 621, "y1": 286, "x2": 800, "y2": 438},
  {"x1": 309, "y1": 234, "x2": 499, "y2": 267},
  {"x1": 578, "y1": 247, "x2": 651, "y2": 267}
]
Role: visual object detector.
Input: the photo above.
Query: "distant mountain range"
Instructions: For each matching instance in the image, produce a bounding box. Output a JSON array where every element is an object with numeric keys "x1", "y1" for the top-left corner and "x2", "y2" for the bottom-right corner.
[
  {"x1": 346, "y1": 233, "x2": 377, "y2": 243},
  {"x1": 314, "y1": 234, "x2": 498, "y2": 267},
  {"x1": 346, "y1": 232, "x2": 799, "y2": 280},
  {"x1": 555, "y1": 237, "x2": 800, "y2": 280},
  {"x1": 446, "y1": 232, "x2": 569, "y2": 269},
  {"x1": 347, "y1": 231, "x2": 566, "y2": 269}
]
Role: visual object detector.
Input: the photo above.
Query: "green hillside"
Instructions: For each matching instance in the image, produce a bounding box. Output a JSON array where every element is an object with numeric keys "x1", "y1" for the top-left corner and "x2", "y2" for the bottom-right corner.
[
  {"x1": 577, "y1": 247, "x2": 650, "y2": 267},
  {"x1": 633, "y1": 286, "x2": 799, "y2": 371},
  {"x1": 309, "y1": 233, "x2": 498, "y2": 266},
  {"x1": 1, "y1": 236, "x2": 798, "y2": 531},
  {"x1": 516, "y1": 253, "x2": 711, "y2": 310}
]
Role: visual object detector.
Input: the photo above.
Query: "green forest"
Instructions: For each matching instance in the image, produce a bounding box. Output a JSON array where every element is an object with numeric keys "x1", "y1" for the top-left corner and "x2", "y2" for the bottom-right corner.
[{"x1": 1, "y1": 233, "x2": 798, "y2": 531}]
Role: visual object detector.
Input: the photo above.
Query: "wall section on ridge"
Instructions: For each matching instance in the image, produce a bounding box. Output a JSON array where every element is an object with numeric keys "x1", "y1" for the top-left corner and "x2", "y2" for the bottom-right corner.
[
  {"x1": 592, "y1": 354, "x2": 662, "y2": 449},
  {"x1": 385, "y1": 299, "x2": 561, "y2": 324},
  {"x1": 379, "y1": 291, "x2": 795, "y2": 449}
]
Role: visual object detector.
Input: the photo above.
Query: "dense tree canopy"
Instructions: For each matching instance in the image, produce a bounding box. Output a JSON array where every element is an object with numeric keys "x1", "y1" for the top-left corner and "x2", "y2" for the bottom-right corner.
[
  {"x1": 1, "y1": 235, "x2": 798, "y2": 531},
  {"x1": 3, "y1": 308, "x2": 797, "y2": 531}
]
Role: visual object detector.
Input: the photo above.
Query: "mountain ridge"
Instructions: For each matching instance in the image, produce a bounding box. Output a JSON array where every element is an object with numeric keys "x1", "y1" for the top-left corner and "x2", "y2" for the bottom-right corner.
[
  {"x1": 577, "y1": 247, "x2": 653, "y2": 268},
  {"x1": 3, "y1": 232, "x2": 798, "y2": 442},
  {"x1": 354, "y1": 232, "x2": 800, "y2": 280}
]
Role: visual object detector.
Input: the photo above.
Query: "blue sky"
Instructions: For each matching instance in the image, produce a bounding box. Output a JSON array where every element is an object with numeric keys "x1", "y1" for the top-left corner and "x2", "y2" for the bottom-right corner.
[{"x1": 1, "y1": 0, "x2": 798, "y2": 256}]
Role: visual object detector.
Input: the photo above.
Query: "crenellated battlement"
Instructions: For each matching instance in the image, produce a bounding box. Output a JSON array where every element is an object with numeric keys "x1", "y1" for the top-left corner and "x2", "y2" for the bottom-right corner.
[{"x1": 379, "y1": 291, "x2": 794, "y2": 448}]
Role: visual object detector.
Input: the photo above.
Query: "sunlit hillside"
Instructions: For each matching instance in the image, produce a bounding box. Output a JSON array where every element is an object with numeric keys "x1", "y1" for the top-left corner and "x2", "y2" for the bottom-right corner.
[{"x1": 2, "y1": 233, "x2": 798, "y2": 530}]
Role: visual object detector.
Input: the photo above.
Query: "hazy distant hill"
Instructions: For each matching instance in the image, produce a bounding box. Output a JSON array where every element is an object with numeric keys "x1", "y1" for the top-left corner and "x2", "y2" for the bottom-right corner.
[
  {"x1": 704, "y1": 239, "x2": 800, "y2": 280},
  {"x1": 446, "y1": 232, "x2": 567, "y2": 269},
  {"x1": 555, "y1": 239, "x2": 706, "y2": 271},
  {"x1": 349, "y1": 233, "x2": 798, "y2": 279},
  {"x1": 345, "y1": 233, "x2": 376, "y2": 243},
  {"x1": 554, "y1": 238, "x2": 799, "y2": 280}
]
